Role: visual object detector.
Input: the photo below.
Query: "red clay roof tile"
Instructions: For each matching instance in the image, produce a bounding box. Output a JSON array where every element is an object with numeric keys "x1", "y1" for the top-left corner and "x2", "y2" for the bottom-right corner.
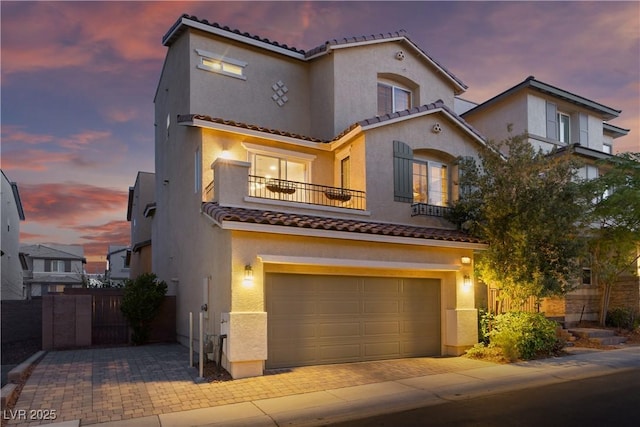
[{"x1": 202, "y1": 203, "x2": 483, "y2": 244}]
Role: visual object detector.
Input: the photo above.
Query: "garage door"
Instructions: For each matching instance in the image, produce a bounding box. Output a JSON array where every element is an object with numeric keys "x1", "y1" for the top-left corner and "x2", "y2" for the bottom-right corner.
[{"x1": 265, "y1": 274, "x2": 441, "y2": 369}]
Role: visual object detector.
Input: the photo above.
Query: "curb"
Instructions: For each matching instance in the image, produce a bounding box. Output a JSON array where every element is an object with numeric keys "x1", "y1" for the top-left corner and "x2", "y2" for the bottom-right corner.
[{"x1": 1, "y1": 350, "x2": 46, "y2": 409}]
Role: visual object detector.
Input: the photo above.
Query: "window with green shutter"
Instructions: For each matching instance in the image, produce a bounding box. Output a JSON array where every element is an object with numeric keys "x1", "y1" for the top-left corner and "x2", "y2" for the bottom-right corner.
[{"x1": 393, "y1": 140, "x2": 413, "y2": 202}]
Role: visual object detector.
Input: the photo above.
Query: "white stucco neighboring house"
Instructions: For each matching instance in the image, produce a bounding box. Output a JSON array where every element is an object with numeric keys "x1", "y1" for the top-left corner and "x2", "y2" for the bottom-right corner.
[
  {"x1": 1, "y1": 170, "x2": 27, "y2": 300},
  {"x1": 153, "y1": 15, "x2": 488, "y2": 378},
  {"x1": 106, "y1": 245, "x2": 130, "y2": 287},
  {"x1": 462, "y1": 75, "x2": 633, "y2": 325},
  {"x1": 21, "y1": 243, "x2": 86, "y2": 297}
]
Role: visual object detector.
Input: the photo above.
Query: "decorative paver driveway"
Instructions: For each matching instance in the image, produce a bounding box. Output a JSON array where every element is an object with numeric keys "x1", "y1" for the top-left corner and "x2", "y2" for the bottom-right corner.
[{"x1": 7, "y1": 344, "x2": 494, "y2": 426}]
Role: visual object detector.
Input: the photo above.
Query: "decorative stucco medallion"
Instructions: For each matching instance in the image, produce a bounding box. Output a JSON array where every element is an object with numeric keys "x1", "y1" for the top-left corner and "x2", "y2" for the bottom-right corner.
[{"x1": 271, "y1": 80, "x2": 289, "y2": 107}]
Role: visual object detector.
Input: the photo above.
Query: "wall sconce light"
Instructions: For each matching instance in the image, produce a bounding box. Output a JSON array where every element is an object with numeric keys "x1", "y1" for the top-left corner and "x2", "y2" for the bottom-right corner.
[
  {"x1": 242, "y1": 264, "x2": 254, "y2": 287},
  {"x1": 220, "y1": 150, "x2": 232, "y2": 160},
  {"x1": 461, "y1": 256, "x2": 471, "y2": 265},
  {"x1": 463, "y1": 275, "x2": 472, "y2": 291}
]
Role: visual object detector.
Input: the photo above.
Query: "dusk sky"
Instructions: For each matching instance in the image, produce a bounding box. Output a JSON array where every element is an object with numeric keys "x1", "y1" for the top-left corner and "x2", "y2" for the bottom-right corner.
[{"x1": 2, "y1": 1, "x2": 639, "y2": 273}]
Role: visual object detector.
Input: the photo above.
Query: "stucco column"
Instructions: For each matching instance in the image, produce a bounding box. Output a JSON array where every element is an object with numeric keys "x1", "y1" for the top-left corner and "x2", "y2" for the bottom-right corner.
[{"x1": 211, "y1": 158, "x2": 250, "y2": 205}]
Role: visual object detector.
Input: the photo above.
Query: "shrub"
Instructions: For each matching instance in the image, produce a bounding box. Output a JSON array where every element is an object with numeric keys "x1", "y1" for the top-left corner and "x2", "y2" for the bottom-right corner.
[
  {"x1": 489, "y1": 312, "x2": 559, "y2": 361},
  {"x1": 120, "y1": 273, "x2": 168, "y2": 345},
  {"x1": 478, "y1": 309, "x2": 495, "y2": 345},
  {"x1": 606, "y1": 307, "x2": 636, "y2": 330}
]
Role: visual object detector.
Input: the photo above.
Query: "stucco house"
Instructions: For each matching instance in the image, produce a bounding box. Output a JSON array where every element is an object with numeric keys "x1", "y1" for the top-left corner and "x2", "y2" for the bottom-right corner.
[
  {"x1": 21, "y1": 244, "x2": 86, "y2": 297},
  {"x1": 105, "y1": 245, "x2": 130, "y2": 287},
  {"x1": 461, "y1": 76, "x2": 635, "y2": 325},
  {"x1": 127, "y1": 171, "x2": 155, "y2": 279},
  {"x1": 153, "y1": 15, "x2": 488, "y2": 378},
  {"x1": 1, "y1": 170, "x2": 27, "y2": 300}
]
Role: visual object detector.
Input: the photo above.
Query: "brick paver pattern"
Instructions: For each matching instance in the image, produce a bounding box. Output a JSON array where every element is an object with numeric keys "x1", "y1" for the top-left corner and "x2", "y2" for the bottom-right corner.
[{"x1": 7, "y1": 344, "x2": 495, "y2": 426}]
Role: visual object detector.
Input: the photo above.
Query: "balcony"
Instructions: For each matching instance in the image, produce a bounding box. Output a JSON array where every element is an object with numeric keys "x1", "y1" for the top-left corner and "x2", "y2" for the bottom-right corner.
[
  {"x1": 411, "y1": 203, "x2": 451, "y2": 218},
  {"x1": 248, "y1": 175, "x2": 366, "y2": 210}
]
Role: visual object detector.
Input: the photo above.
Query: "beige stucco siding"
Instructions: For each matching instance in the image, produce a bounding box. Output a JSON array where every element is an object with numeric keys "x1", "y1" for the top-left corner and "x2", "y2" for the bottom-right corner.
[
  {"x1": 330, "y1": 42, "x2": 457, "y2": 137},
  {"x1": 188, "y1": 30, "x2": 312, "y2": 137},
  {"x1": 362, "y1": 114, "x2": 482, "y2": 226}
]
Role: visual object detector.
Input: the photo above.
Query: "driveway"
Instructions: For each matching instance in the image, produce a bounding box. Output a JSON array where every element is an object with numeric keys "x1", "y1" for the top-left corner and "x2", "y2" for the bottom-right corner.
[{"x1": 6, "y1": 344, "x2": 494, "y2": 426}]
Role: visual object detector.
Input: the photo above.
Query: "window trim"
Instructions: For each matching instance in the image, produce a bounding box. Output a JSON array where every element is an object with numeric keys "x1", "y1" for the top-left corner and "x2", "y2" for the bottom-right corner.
[
  {"x1": 412, "y1": 159, "x2": 450, "y2": 207},
  {"x1": 558, "y1": 112, "x2": 571, "y2": 143},
  {"x1": 195, "y1": 48, "x2": 247, "y2": 80},
  {"x1": 377, "y1": 81, "x2": 412, "y2": 115}
]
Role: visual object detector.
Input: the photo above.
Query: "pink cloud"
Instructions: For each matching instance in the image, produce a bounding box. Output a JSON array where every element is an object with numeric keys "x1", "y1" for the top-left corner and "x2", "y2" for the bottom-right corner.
[{"x1": 19, "y1": 182, "x2": 128, "y2": 226}]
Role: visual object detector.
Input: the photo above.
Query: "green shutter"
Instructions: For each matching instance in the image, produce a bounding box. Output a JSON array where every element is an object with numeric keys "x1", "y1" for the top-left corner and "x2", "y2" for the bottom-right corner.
[
  {"x1": 546, "y1": 101, "x2": 558, "y2": 140},
  {"x1": 393, "y1": 140, "x2": 413, "y2": 203},
  {"x1": 457, "y1": 156, "x2": 474, "y2": 199}
]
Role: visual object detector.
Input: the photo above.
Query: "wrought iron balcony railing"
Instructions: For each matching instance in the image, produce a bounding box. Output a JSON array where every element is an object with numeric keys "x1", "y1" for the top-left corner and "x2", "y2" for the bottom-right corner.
[
  {"x1": 248, "y1": 175, "x2": 366, "y2": 210},
  {"x1": 411, "y1": 202, "x2": 451, "y2": 218}
]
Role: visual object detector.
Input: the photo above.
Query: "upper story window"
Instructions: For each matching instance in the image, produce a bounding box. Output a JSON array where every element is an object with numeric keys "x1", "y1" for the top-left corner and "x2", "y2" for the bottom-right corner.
[
  {"x1": 195, "y1": 49, "x2": 247, "y2": 80},
  {"x1": 340, "y1": 156, "x2": 351, "y2": 188},
  {"x1": 378, "y1": 82, "x2": 412, "y2": 116},
  {"x1": 250, "y1": 153, "x2": 307, "y2": 183},
  {"x1": 558, "y1": 112, "x2": 570, "y2": 143},
  {"x1": 603, "y1": 143, "x2": 612, "y2": 154},
  {"x1": 412, "y1": 160, "x2": 449, "y2": 207},
  {"x1": 45, "y1": 260, "x2": 71, "y2": 273}
]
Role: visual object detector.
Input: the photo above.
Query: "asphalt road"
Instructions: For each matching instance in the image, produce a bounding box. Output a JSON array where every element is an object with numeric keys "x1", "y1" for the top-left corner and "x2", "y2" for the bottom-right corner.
[{"x1": 331, "y1": 368, "x2": 640, "y2": 427}]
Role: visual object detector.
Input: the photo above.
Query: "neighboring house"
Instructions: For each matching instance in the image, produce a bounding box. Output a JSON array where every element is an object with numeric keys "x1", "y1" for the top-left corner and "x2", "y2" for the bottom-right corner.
[
  {"x1": 21, "y1": 244, "x2": 86, "y2": 297},
  {"x1": 127, "y1": 171, "x2": 155, "y2": 279},
  {"x1": 105, "y1": 245, "x2": 130, "y2": 287},
  {"x1": 461, "y1": 76, "x2": 634, "y2": 325},
  {"x1": 1, "y1": 170, "x2": 27, "y2": 300},
  {"x1": 153, "y1": 15, "x2": 488, "y2": 378}
]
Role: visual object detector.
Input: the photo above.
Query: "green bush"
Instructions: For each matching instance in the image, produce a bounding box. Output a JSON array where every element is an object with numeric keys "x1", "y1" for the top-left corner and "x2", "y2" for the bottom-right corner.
[
  {"x1": 478, "y1": 309, "x2": 495, "y2": 345},
  {"x1": 120, "y1": 273, "x2": 168, "y2": 345},
  {"x1": 606, "y1": 307, "x2": 636, "y2": 330},
  {"x1": 489, "y1": 312, "x2": 559, "y2": 361}
]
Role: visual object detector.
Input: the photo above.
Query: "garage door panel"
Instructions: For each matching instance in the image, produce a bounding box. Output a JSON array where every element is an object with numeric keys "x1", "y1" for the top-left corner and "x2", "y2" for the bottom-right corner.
[
  {"x1": 363, "y1": 321, "x2": 400, "y2": 336},
  {"x1": 363, "y1": 300, "x2": 399, "y2": 314},
  {"x1": 317, "y1": 300, "x2": 360, "y2": 315},
  {"x1": 266, "y1": 274, "x2": 441, "y2": 368},
  {"x1": 319, "y1": 322, "x2": 360, "y2": 338},
  {"x1": 319, "y1": 343, "x2": 362, "y2": 360}
]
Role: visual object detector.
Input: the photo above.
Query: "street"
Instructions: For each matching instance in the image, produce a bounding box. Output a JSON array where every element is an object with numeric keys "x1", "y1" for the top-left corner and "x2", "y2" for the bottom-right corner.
[{"x1": 331, "y1": 368, "x2": 640, "y2": 427}]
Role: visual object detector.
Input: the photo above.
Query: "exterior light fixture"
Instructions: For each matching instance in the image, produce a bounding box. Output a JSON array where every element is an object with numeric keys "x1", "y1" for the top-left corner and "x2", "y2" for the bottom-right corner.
[
  {"x1": 243, "y1": 264, "x2": 254, "y2": 287},
  {"x1": 461, "y1": 256, "x2": 471, "y2": 265},
  {"x1": 463, "y1": 275, "x2": 472, "y2": 291},
  {"x1": 220, "y1": 150, "x2": 232, "y2": 159}
]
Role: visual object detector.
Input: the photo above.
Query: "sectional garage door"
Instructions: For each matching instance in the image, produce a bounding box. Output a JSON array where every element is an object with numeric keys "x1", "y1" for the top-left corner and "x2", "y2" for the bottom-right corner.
[{"x1": 265, "y1": 274, "x2": 441, "y2": 369}]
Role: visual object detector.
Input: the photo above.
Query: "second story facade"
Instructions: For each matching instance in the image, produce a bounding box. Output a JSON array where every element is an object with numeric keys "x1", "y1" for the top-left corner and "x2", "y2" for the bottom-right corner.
[
  {"x1": 20, "y1": 243, "x2": 86, "y2": 297},
  {"x1": 1, "y1": 170, "x2": 26, "y2": 300},
  {"x1": 461, "y1": 76, "x2": 629, "y2": 156},
  {"x1": 105, "y1": 245, "x2": 130, "y2": 286},
  {"x1": 127, "y1": 171, "x2": 155, "y2": 279}
]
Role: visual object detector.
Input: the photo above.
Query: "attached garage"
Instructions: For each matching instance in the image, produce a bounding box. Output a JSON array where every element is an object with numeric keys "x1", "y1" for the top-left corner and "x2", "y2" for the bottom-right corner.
[{"x1": 265, "y1": 273, "x2": 441, "y2": 369}]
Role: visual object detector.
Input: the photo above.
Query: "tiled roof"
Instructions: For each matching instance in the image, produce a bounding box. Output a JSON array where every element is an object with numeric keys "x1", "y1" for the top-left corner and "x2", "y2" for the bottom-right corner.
[
  {"x1": 306, "y1": 31, "x2": 466, "y2": 91},
  {"x1": 202, "y1": 203, "x2": 483, "y2": 244},
  {"x1": 163, "y1": 14, "x2": 306, "y2": 54},
  {"x1": 178, "y1": 115, "x2": 330, "y2": 143},
  {"x1": 179, "y1": 102, "x2": 487, "y2": 146},
  {"x1": 164, "y1": 15, "x2": 465, "y2": 92}
]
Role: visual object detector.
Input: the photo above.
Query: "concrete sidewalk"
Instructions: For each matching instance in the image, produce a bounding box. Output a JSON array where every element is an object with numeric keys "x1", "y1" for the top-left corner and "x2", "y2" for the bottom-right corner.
[{"x1": 7, "y1": 345, "x2": 640, "y2": 427}]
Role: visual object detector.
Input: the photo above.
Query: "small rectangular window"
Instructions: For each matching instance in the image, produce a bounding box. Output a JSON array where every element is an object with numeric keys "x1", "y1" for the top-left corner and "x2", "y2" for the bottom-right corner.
[
  {"x1": 196, "y1": 49, "x2": 247, "y2": 80},
  {"x1": 603, "y1": 143, "x2": 612, "y2": 154},
  {"x1": 558, "y1": 112, "x2": 570, "y2": 143},
  {"x1": 341, "y1": 156, "x2": 351, "y2": 188},
  {"x1": 582, "y1": 268, "x2": 592, "y2": 285}
]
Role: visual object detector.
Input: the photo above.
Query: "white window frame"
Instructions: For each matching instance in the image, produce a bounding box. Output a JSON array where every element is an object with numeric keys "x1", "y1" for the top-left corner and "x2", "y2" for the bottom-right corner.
[
  {"x1": 195, "y1": 49, "x2": 247, "y2": 80},
  {"x1": 243, "y1": 143, "x2": 315, "y2": 183},
  {"x1": 603, "y1": 143, "x2": 612, "y2": 154},
  {"x1": 558, "y1": 112, "x2": 571, "y2": 143},
  {"x1": 50, "y1": 260, "x2": 66, "y2": 273},
  {"x1": 412, "y1": 159, "x2": 449, "y2": 207},
  {"x1": 377, "y1": 81, "x2": 412, "y2": 115}
]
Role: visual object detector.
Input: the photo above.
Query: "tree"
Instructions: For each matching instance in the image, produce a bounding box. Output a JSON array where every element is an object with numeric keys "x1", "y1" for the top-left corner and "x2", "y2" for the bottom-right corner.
[
  {"x1": 448, "y1": 131, "x2": 587, "y2": 307},
  {"x1": 581, "y1": 152, "x2": 640, "y2": 325},
  {"x1": 120, "y1": 273, "x2": 168, "y2": 345}
]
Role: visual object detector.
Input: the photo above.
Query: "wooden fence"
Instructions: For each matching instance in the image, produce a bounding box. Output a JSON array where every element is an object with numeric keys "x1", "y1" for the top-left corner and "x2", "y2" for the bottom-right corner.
[
  {"x1": 63, "y1": 288, "x2": 176, "y2": 346},
  {"x1": 488, "y1": 288, "x2": 540, "y2": 314}
]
